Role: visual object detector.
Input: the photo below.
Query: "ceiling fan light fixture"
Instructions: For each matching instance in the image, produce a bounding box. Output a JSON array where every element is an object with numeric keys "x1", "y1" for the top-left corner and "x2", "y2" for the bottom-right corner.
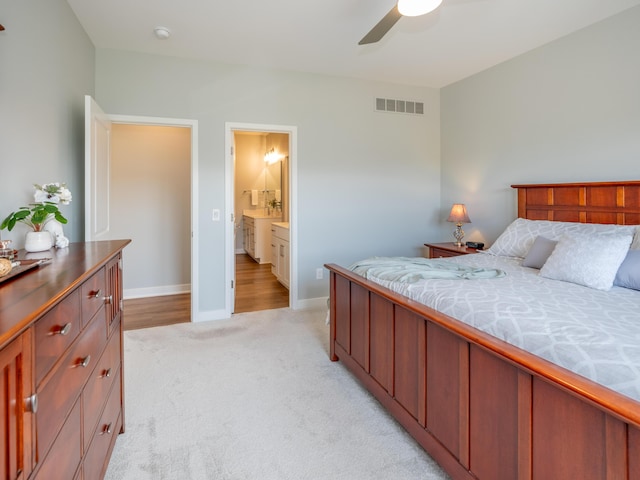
[{"x1": 397, "y1": 0, "x2": 443, "y2": 17}]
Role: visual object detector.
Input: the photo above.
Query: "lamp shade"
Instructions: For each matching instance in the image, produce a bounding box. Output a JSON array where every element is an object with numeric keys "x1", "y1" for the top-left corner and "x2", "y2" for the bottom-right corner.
[
  {"x1": 447, "y1": 204, "x2": 470, "y2": 224},
  {"x1": 398, "y1": 0, "x2": 443, "y2": 17}
]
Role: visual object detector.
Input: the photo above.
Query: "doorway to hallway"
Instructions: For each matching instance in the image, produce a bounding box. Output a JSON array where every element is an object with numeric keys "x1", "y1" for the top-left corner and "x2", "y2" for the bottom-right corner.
[{"x1": 85, "y1": 96, "x2": 198, "y2": 320}]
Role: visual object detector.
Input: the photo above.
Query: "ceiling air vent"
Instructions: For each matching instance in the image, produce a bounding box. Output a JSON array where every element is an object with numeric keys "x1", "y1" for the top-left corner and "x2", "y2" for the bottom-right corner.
[{"x1": 375, "y1": 98, "x2": 424, "y2": 116}]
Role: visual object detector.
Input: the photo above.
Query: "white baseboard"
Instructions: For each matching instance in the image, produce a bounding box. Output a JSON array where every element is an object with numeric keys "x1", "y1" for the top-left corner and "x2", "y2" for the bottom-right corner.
[
  {"x1": 293, "y1": 297, "x2": 329, "y2": 310},
  {"x1": 193, "y1": 309, "x2": 231, "y2": 322},
  {"x1": 124, "y1": 284, "x2": 190, "y2": 300}
]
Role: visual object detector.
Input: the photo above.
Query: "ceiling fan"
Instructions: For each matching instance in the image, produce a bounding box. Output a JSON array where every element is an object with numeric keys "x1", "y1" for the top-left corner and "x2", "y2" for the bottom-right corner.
[{"x1": 359, "y1": 0, "x2": 443, "y2": 45}]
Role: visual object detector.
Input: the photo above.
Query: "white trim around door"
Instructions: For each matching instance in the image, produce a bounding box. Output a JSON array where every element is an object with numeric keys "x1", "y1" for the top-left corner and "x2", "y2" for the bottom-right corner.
[
  {"x1": 225, "y1": 122, "x2": 298, "y2": 316},
  {"x1": 108, "y1": 114, "x2": 199, "y2": 323}
]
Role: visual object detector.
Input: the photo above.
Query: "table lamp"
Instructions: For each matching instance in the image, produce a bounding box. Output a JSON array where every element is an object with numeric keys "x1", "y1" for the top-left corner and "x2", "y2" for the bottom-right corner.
[{"x1": 447, "y1": 204, "x2": 471, "y2": 247}]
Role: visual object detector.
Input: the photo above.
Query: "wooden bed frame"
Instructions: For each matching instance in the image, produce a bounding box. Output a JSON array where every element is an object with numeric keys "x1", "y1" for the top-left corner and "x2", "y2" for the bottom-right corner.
[{"x1": 326, "y1": 181, "x2": 640, "y2": 480}]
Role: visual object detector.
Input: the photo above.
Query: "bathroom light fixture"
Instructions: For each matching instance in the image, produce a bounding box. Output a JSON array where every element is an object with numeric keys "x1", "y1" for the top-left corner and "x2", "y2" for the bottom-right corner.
[
  {"x1": 398, "y1": 0, "x2": 443, "y2": 17},
  {"x1": 264, "y1": 148, "x2": 281, "y2": 165},
  {"x1": 153, "y1": 26, "x2": 171, "y2": 40},
  {"x1": 447, "y1": 203, "x2": 471, "y2": 247}
]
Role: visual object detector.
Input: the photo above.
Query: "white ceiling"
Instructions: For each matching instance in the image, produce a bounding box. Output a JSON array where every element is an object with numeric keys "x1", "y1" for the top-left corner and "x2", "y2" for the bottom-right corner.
[{"x1": 66, "y1": 0, "x2": 640, "y2": 88}]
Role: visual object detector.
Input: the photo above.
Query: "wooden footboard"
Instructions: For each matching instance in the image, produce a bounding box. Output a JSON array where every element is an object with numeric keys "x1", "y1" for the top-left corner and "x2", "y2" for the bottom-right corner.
[{"x1": 326, "y1": 263, "x2": 640, "y2": 480}]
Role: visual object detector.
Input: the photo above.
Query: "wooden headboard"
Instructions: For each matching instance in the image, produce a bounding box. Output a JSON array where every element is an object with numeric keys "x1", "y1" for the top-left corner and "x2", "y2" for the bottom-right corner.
[{"x1": 511, "y1": 181, "x2": 640, "y2": 225}]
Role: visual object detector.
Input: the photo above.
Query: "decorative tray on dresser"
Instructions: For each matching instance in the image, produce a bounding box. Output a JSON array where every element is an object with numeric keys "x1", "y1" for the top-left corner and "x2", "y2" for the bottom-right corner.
[
  {"x1": 0, "y1": 258, "x2": 50, "y2": 284},
  {"x1": 0, "y1": 240, "x2": 130, "y2": 480}
]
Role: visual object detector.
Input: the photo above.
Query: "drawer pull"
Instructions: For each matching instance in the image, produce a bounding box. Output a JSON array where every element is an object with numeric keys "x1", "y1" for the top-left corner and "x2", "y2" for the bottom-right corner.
[
  {"x1": 57, "y1": 322, "x2": 72, "y2": 336},
  {"x1": 25, "y1": 393, "x2": 38, "y2": 414},
  {"x1": 102, "y1": 367, "x2": 112, "y2": 378},
  {"x1": 103, "y1": 294, "x2": 113, "y2": 305},
  {"x1": 99, "y1": 422, "x2": 113, "y2": 435},
  {"x1": 79, "y1": 355, "x2": 91, "y2": 368},
  {"x1": 91, "y1": 289, "x2": 102, "y2": 298}
]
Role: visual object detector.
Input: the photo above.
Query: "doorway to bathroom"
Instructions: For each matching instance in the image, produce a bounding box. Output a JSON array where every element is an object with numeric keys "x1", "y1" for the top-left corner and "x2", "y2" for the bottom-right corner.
[{"x1": 225, "y1": 123, "x2": 297, "y2": 314}]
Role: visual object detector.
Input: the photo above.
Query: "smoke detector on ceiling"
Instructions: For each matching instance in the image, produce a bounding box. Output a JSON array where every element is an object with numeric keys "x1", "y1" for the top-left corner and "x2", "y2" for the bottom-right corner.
[{"x1": 153, "y1": 26, "x2": 171, "y2": 40}]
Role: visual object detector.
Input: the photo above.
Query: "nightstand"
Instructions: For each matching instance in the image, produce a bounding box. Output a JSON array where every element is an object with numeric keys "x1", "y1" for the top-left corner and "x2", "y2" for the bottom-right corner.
[{"x1": 425, "y1": 242, "x2": 478, "y2": 259}]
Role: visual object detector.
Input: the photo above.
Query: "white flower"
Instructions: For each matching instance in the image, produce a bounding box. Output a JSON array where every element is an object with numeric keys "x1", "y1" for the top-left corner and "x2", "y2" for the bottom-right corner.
[
  {"x1": 57, "y1": 186, "x2": 72, "y2": 205},
  {"x1": 34, "y1": 183, "x2": 73, "y2": 205},
  {"x1": 33, "y1": 190, "x2": 50, "y2": 203}
]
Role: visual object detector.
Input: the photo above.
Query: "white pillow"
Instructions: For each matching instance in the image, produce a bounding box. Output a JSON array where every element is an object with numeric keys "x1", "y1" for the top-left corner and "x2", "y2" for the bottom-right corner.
[
  {"x1": 539, "y1": 234, "x2": 632, "y2": 291},
  {"x1": 486, "y1": 218, "x2": 637, "y2": 259}
]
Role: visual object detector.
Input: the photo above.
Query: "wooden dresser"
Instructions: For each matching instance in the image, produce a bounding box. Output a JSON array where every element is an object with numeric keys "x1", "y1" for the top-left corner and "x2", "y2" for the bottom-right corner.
[{"x1": 0, "y1": 240, "x2": 130, "y2": 480}]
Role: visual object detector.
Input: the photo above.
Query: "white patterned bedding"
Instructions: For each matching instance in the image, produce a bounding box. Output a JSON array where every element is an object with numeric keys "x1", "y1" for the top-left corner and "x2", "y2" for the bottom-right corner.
[{"x1": 352, "y1": 252, "x2": 640, "y2": 402}]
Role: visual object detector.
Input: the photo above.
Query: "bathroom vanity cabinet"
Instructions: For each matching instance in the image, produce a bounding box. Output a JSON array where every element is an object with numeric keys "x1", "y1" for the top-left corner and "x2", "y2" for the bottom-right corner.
[
  {"x1": 243, "y1": 212, "x2": 282, "y2": 264},
  {"x1": 270, "y1": 222, "x2": 290, "y2": 289}
]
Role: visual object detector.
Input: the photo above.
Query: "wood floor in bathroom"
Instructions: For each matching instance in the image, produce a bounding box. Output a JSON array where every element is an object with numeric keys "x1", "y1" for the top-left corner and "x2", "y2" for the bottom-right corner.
[
  {"x1": 124, "y1": 253, "x2": 289, "y2": 329},
  {"x1": 234, "y1": 253, "x2": 289, "y2": 313}
]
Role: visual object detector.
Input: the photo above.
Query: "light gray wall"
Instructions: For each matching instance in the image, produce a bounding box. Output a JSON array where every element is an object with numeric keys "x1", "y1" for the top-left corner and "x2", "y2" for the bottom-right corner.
[
  {"x1": 0, "y1": 0, "x2": 94, "y2": 247},
  {"x1": 95, "y1": 50, "x2": 441, "y2": 313},
  {"x1": 441, "y1": 6, "x2": 640, "y2": 246},
  {"x1": 109, "y1": 124, "x2": 191, "y2": 296}
]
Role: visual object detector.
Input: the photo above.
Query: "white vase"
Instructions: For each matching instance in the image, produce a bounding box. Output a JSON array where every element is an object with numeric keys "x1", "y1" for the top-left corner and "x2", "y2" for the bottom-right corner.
[{"x1": 25, "y1": 231, "x2": 53, "y2": 252}]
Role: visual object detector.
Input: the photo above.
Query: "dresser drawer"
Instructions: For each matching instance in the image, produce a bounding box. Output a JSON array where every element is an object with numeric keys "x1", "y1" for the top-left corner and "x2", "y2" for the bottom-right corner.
[
  {"x1": 81, "y1": 266, "x2": 106, "y2": 328},
  {"x1": 84, "y1": 369, "x2": 122, "y2": 480},
  {"x1": 34, "y1": 289, "x2": 81, "y2": 386},
  {"x1": 33, "y1": 399, "x2": 82, "y2": 480},
  {"x1": 83, "y1": 325, "x2": 122, "y2": 451},
  {"x1": 36, "y1": 307, "x2": 108, "y2": 459}
]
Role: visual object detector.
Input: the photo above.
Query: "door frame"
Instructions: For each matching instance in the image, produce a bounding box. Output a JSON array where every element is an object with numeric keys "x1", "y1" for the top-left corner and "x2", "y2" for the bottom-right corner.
[
  {"x1": 106, "y1": 114, "x2": 198, "y2": 321},
  {"x1": 225, "y1": 122, "x2": 298, "y2": 315}
]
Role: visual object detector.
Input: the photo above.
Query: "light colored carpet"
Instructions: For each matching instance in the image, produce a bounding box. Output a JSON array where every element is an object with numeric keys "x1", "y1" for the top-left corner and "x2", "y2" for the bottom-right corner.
[{"x1": 105, "y1": 307, "x2": 450, "y2": 480}]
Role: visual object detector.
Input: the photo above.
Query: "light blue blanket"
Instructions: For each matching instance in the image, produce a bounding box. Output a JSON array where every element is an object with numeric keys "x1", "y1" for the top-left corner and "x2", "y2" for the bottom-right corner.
[{"x1": 349, "y1": 256, "x2": 506, "y2": 283}]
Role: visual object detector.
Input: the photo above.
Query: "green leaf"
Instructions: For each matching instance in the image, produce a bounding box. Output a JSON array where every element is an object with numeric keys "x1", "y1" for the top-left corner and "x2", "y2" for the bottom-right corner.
[
  {"x1": 54, "y1": 212, "x2": 68, "y2": 224},
  {"x1": 31, "y1": 210, "x2": 48, "y2": 225},
  {"x1": 14, "y1": 210, "x2": 30, "y2": 221},
  {"x1": 1, "y1": 214, "x2": 12, "y2": 230},
  {"x1": 43, "y1": 203, "x2": 58, "y2": 213}
]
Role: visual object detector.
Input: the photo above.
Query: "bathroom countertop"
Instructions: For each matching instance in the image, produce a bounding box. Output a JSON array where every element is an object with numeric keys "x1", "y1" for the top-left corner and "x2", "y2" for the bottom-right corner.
[
  {"x1": 271, "y1": 222, "x2": 289, "y2": 229},
  {"x1": 242, "y1": 209, "x2": 282, "y2": 219}
]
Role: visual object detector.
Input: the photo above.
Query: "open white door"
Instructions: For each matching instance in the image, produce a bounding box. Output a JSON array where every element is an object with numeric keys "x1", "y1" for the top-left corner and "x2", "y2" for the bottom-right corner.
[
  {"x1": 229, "y1": 134, "x2": 236, "y2": 313},
  {"x1": 84, "y1": 95, "x2": 112, "y2": 241}
]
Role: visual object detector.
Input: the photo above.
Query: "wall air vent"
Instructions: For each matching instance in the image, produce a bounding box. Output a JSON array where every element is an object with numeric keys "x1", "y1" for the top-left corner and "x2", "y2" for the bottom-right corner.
[{"x1": 375, "y1": 98, "x2": 424, "y2": 115}]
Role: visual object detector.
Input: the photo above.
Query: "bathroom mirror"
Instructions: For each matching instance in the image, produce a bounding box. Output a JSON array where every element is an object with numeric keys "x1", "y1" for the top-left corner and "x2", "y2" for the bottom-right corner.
[
  {"x1": 264, "y1": 158, "x2": 282, "y2": 212},
  {"x1": 265, "y1": 160, "x2": 281, "y2": 192}
]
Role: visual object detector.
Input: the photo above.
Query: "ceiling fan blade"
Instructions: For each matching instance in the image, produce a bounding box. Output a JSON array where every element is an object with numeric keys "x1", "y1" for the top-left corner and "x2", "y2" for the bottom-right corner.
[{"x1": 358, "y1": 6, "x2": 402, "y2": 45}]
